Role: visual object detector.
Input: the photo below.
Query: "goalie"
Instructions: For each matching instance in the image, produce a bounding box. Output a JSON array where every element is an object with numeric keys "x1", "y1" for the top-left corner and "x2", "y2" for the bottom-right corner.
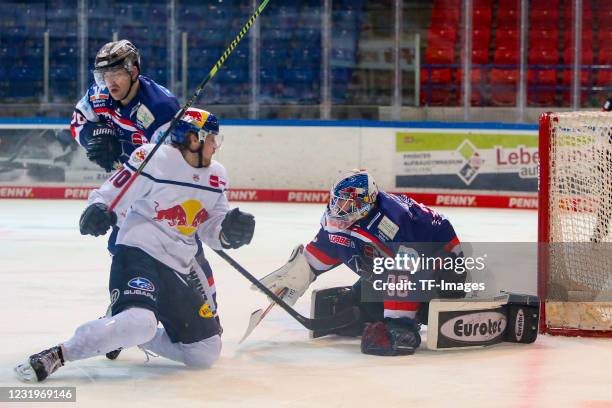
[{"x1": 257, "y1": 170, "x2": 466, "y2": 356}]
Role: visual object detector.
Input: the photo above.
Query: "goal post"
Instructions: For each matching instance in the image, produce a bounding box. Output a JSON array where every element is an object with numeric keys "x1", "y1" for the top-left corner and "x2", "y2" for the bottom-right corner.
[{"x1": 538, "y1": 111, "x2": 612, "y2": 337}]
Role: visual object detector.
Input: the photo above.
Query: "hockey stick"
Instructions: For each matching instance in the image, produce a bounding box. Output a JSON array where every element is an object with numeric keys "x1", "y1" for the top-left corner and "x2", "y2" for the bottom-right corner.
[
  {"x1": 239, "y1": 288, "x2": 287, "y2": 343},
  {"x1": 108, "y1": 0, "x2": 271, "y2": 212},
  {"x1": 214, "y1": 250, "x2": 360, "y2": 331}
]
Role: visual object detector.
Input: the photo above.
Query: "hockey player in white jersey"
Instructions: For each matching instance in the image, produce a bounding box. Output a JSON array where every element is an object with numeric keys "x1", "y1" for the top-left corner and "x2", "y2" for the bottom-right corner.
[{"x1": 15, "y1": 109, "x2": 255, "y2": 382}]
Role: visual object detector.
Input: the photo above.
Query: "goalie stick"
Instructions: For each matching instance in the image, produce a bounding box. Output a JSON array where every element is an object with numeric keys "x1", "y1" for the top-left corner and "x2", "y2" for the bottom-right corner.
[
  {"x1": 108, "y1": 0, "x2": 271, "y2": 212},
  {"x1": 214, "y1": 250, "x2": 360, "y2": 332}
]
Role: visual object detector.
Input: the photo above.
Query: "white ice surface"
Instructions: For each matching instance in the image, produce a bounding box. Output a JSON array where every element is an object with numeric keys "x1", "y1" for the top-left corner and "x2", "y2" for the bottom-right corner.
[{"x1": 0, "y1": 201, "x2": 611, "y2": 408}]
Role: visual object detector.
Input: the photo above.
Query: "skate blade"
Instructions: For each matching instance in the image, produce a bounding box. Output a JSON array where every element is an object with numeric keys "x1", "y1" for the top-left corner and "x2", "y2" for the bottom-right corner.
[{"x1": 14, "y1": 361, "x2": 37, "y2": 382}]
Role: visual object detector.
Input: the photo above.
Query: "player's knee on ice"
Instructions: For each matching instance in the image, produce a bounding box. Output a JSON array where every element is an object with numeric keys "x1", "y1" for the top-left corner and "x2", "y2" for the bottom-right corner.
[
  {"x1": 63, "y1": 307, "x2": 158, "y2": 361},
  {"x1": 123, "y1": 307, "x2": 159, "y2": 342},
  {"x1": 181, "y1": 335, "x2": 222, "y2": 369}
]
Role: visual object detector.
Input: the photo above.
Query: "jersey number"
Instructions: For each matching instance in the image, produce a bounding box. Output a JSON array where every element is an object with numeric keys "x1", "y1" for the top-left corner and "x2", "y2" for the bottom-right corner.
[{"x1": 108, "y1": 168, "x2": 131, "y2": 188}]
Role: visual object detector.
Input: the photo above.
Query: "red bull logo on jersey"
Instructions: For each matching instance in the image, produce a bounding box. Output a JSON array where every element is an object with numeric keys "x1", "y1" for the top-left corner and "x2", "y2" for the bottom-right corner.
[
  {"x1": 153, "y1": 199, "x2": 209, "y2": 235},
  {"x1": 134, "y1": 148, "x2": 147, "y2": 163}
]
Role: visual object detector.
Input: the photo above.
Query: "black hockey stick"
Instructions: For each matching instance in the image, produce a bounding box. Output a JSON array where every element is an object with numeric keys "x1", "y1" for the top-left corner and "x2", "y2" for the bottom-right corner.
[
  {"x1": 109, "y1": 0, "x2": 271, "y2": 212},
  {"x1": 214, "y1": 250, "x2": 360, "y2": 331}
]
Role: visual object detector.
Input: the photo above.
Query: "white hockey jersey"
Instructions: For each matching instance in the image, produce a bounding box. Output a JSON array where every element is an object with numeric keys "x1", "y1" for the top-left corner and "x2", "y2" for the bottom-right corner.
[{"x1": 88, "y1": 143, "x2": 230, "y2": 274}]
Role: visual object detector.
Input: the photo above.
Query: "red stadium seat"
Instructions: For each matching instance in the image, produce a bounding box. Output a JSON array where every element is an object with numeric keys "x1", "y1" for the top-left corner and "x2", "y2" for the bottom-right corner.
[
  {"x1": 531, "y1": 0, "x2": 559, "y2": 8},
  {"x1": 528, "y1": 47, "x2": 559, "y2": 65},
  {"x1": 560, "y1": 91, "x2": 588, "y2": 106},
  {"x1": 494, "y1": 46, "x2": 519, "y2": 64},
  {"x1": 563, "y1": 48, "x2": 594, "y2": 65},
  {"x1": 562, "y1": 69, "x2": 592, "y2": 86},
  {"x1": 428, "y1": 27, "x2": 458, "y2": 47},
  {"x1": 497, "y1": 0, "x2": 519, "y2": 9},
  {"x1": 455, "y1": 68, "x2": 485, "y2": 84},
  {"x1": 473, "y1": 0, "x2": 493, "y2": 8},
  {"x1": 471, "y1": 28, "x2": 491, "y2": 47},
  {"x1": 459, "y1": 46, "x2": 490, "y2": 64},
  {"x1": 560, "y1": 63, "x2": 594, "y2": 106},
  {"x1": 563, "y1": 30, "x2": 594, "y2": 48},
  {"x1": 495, "y1": 29, "x2": 519, "y2": 48},
  {"x1": 490, "y1": 69, "x2": 519, "y2": 105},
  {"x1": 434, "y1": 0, "x2": 461, "y2": 8},
  {"x1": 470, "y1": 47, "x2": 490, "y2": 64},
  {"x1": 599, "y1": 48, "x2": 612, "y2": 64},
  {"x1": 497, "y1": 8, "x2": 519, "y2": 28},
  {"x1": 455, "y1": 68, "x2": 486, "y2": 105},
  {"x1": 425, "y1": 45, "x2": 455, "y2": 64},
  {"x1": 420, "y1": 89, "x2": 453, "y2": 106},
  {"x1": 597, "y1": 30, "x2": 612, "y2": 48},
  {"x1": 491, "y1": 68, "x2": 519, "y2": 84},
  {"x1": 596, "y1": 70, "x2": 612, "y2": 86},
  {"x1": 491, "y1": 88, "x2": 517, "y2": 106},
  {"x1": 472, "y1": 8, "x2": 492, "y2": 27},
  {"x1": 528, "y1": 88, "x2": 556, "y2": 105},
  {"x1": 431, "y1": 8, "x2": 461, "y2": 27},
  {"x1": 420, "y1": 68, "x2": 452, "y2": 84},
  {"x1": 530, "y1": 9, "x2": 559, "y2": 29},
  {"x1": 598, "y1": 8, "x2": 612, "y2": 25},
  {"x1": 563, "y1": 7, "x2": 594, "y2": 26},
  {"x1": 528, "y1": 29, "x2": 559, "y2": 45},
  {"x1": 528, "y1": 69, "x2": 557, "y2": 85}
]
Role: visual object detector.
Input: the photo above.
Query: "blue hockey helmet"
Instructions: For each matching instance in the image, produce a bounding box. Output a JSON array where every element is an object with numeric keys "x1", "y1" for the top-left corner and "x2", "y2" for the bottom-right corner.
[
  {"x1": 324, "y1": 169, "x2": 379, "y2": 231},
  {"x1": 170, "y1": 108, "x2": 222, "y2": 148}
]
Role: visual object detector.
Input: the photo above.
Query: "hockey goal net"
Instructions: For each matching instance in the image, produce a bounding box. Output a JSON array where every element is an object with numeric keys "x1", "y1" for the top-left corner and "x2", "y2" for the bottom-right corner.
[{"x1": 538, "y1": 111, "x2": 612, "y2": 337}]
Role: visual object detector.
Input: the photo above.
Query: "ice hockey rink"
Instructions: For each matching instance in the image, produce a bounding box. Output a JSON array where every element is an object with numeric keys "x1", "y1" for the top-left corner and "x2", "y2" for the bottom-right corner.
[{"x1": 1, "y1": 200, "x2": 611, "y2": 408}]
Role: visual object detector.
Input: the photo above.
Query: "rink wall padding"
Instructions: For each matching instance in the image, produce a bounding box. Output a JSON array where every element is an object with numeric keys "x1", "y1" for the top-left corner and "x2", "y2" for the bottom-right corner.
[
  {"x1": 0, "y1": 119, "x2": 538, "y2": 210},
  {"x1": 0, "y1": 186, "x2": 538, "y2": 210}
]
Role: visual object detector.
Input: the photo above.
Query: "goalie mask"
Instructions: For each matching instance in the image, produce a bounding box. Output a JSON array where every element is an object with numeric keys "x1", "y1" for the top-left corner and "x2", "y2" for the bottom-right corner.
[{"x1": 324, "y1": 170, "x2": 379, "y2": 231}]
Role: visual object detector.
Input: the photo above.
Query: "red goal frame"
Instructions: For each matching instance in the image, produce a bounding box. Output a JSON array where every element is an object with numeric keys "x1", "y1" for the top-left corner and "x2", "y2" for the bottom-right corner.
[{"x1": 538, "y1": 112, "x2": 612, "y2": 337}]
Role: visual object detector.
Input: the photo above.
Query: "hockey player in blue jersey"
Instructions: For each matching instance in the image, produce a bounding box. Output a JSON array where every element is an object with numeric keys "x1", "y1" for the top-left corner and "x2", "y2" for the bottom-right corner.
[
  {"x1": 70, "y1": 39, "x2": 180, "y2": 171},
  {"x1": 70, "y1": 41, "x2": 219, "y2": 360},
  {"x1": 257, "y1": 170, "x2": 466, "y2": 356},
  {"x1": 15, "y1": 111, "x2": 255, "y2": 382}
]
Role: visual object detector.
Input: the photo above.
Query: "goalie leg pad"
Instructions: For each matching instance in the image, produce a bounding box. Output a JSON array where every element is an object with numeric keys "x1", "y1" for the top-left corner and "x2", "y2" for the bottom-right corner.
[{"x1": 503, "y1": 294, "x2": 540, "y2": 344}]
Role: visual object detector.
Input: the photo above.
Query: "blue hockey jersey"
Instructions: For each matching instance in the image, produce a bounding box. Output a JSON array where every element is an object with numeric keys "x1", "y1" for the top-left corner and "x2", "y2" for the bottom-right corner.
[
  {"x1": 70, "y1": 75, "x2": 180, "y2": 164},
  {"x1": 304, "y1": 192, "x2": 461, "y2": 319}
]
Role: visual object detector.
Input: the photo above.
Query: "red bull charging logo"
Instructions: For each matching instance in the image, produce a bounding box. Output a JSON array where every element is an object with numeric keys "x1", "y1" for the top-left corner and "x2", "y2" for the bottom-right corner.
[
  {"x1": 153, "y1": 199, "x2": 209, "y2": 235},
  {"x1": 184, "y1": 109, "x2": 209, "y2": 129}
]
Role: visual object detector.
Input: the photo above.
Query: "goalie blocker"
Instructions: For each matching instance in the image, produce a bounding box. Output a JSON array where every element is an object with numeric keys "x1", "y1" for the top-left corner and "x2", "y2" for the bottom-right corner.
[{"x1": 311, "y1": 288, "x2": 539, "y2": 349}]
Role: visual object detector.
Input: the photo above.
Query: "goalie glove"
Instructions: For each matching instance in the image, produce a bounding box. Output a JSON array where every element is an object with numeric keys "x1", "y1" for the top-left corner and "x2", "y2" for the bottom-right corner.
[{"x1": 252, "y1": 244, "x2": 316, "y2": 307}]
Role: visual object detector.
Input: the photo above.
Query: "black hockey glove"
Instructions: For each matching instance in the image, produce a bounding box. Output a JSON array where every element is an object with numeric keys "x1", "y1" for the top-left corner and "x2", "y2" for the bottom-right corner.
[
  {"x1": 219, "y1": 208, "x2": 255, "y2": 249},
  {"x1": 79, "y1": 202, "x2": 117, "y2": 237},
  {"x1": 85, "y1": 122, "x2": 121, "y2": 172}
]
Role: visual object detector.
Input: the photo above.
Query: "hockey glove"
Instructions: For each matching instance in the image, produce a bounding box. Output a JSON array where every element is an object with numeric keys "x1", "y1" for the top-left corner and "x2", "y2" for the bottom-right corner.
[
  {"x1": 361, "y1": 317, "x2": 421, "y2": 356},
  {"x1": 220, "y1": 208, "x2": 255, "y2": 249},
  {"x1": 85, "y1": 122, "x2": 121, "y2": 172},
  {"x1": 252, "y1": 244, "x2": 316, "y2": 306},
  {"x1": 79, "y1": 202, "x2": 117, "y2": 237}
]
